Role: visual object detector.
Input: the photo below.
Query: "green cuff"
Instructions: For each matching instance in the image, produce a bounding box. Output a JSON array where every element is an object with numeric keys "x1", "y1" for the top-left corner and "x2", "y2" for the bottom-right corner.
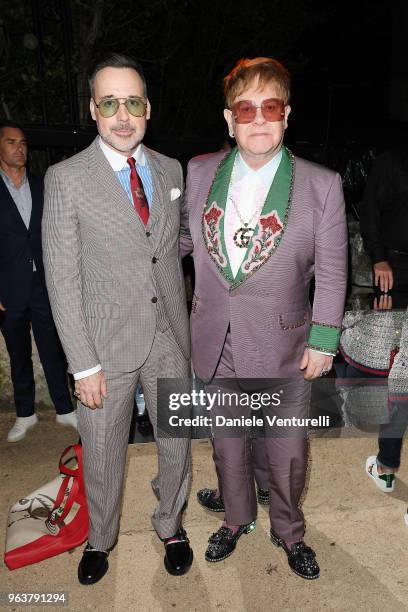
[{"x1": 307, "y1": 322, "x2": 341, "y2": 355}]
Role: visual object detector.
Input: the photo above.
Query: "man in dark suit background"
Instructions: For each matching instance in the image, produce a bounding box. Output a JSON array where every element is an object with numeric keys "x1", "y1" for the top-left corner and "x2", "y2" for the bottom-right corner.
[
  {"x1": 0, "y1": 122, "x2": 76, "y2": 442},
  {"x1": 360, "y1": 147, "x2": 408, "y2": 304}
]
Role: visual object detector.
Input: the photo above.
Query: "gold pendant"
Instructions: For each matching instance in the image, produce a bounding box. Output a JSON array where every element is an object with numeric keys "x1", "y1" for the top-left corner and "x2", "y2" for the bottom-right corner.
[{"x1": 233, "y1": 226, "x2": 254, "y2": 248}]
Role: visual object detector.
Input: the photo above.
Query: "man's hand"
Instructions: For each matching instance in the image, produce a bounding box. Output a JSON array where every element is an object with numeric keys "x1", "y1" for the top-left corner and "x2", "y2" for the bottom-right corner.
[
  {"x1": 0, "y1": 302, "x2": 5, "y2": 311},
  {"x1": 374, "y1": 261, "x2": 393, "y2": 293},
  {"x1": 299, "y1": 349, "x2": 333, "y2": 380},
  {"x1": 374, "y1": 294, "x2": 393, "y2": 310},
  {"x1": 74, "y1": 371, "x2": 107, "y2": 409}
]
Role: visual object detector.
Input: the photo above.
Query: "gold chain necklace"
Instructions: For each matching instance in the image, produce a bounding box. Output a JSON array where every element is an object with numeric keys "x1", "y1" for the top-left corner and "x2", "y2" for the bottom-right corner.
[{"x1": 229, "y1": 159, "x2": 264, "y2": 248}]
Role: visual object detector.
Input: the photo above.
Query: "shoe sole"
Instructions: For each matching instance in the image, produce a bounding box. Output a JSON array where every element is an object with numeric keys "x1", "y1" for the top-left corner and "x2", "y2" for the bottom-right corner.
[
  {"x1": 270, "y1": 533, "x2": 320, "y2": 580},
  {"x1": 205, "y1": 547, "x2": 236, "y2": 562},
  {"x1": 164, "y1": 550, "x2": 193, "y2": 575},
  {"x1": 365, "y1": 457, "x2": 395, "y2": 492},
  {"x1": 56, "y1": 418, "x2": 77, "y2": 428},
  {"x1": 7, "y1": 421, "x2": 38, "y2": 443},
  {"x1": 8, "y1": 432, "x2": 27, "y2": 443},
  {"x1": 288, "y1": 566, "x2": 320, "y2": 580}
]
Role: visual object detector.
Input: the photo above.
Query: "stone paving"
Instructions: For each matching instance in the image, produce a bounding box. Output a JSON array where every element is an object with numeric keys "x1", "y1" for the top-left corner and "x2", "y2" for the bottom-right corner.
[{"x1": 1, "y1": 403, "x2": 408, "y2": 612}]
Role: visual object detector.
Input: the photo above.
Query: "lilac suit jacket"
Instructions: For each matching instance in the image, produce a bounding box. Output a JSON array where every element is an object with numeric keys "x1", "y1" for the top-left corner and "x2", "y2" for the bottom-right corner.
[{"x1": 180, "y1": 149, "x2": 348, "y2": 382}]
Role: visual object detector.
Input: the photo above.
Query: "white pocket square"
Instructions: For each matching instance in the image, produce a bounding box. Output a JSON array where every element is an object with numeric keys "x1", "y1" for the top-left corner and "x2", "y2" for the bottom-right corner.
[{"x1": 170, "y1": 187, "x2": 181, "y2": 200}]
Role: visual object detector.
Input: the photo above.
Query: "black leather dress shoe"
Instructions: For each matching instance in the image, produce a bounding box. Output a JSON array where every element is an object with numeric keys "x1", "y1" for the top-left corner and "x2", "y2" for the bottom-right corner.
[
  {"x1": 257, "y1": 488, "x2": 270, "y2": 505},
  {"x1": 197, "y1": 488, "x2": 225, "y2": 512},
  {"x1": 205, "y1": 522, "x2": 256, "y2": 562},
  {"x1": 270, "y1": 530, "x2": 320, "y2": 579},
  {"x1": 163, "y1": 527, "x2": 193, "y2": 575},
  {"x1": 78, "y1": 544, "x2": 109, "y2": 585}
]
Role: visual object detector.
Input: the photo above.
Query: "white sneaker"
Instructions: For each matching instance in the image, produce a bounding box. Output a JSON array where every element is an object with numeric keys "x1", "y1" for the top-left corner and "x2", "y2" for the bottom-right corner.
[
  {"x1": 56, "y1": 411, "x2": 78, "y2": 430},
  {"x1": 365, "y1": 455, "x2": 395, "y2": 492},
  {"x1": 7, "y1": 414, "x2": 38, "y2": 442}
]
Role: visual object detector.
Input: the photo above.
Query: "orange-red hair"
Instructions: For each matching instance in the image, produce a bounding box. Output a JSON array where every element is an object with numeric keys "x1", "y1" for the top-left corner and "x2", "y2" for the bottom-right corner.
[{"x1": 224, "y1": 57, "x2": 291, "y2": 108}]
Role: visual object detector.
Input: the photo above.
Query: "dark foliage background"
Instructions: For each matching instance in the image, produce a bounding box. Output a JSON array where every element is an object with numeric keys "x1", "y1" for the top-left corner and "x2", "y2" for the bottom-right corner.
[{"x1": 0, "y1": 0, "x2": 401, "y2": 168}]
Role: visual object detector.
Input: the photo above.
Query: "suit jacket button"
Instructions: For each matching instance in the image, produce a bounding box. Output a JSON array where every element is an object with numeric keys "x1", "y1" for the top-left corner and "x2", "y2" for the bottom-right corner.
[
  {"x1": 152, "y1": 257, "x2": 157, "y2": 263},
  {"x1": 146, "y1": 231, "x2": 151, "y2": 237},
  {"x1": 151, "y1": 296, "x2": 158, "y2": 303}
]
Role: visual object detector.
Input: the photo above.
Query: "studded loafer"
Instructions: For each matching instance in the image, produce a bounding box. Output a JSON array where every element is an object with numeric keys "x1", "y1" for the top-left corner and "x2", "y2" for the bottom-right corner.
[
  {"x1": 270, "y1": 529, "x2": 320, "y2": 580},
  {"x1": 205, "y1": 522, "x2": 256, "y2": 562},
  {"x1": 197, "y1": 488, "x2": 225, "y2": 512},
  {"x1": 257, "y1": 488, "x2": 270, "y2": 505}
]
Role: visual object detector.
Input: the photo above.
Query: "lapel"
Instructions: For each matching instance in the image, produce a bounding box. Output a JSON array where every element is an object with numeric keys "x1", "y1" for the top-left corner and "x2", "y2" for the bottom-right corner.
[
  {"x1": 143, "y1": 147, "x2": 169, "y2": 251},
  {"x1": 202, "y1": 146, "x2": 295, "y2": 289},
  {"x1": 202, "y1": 150, "x2": 235, "y2": 283},
  {"x1": 27, "y1": 174, "x2": 42, "y2": 232},
  {"x1": 0, "y1": 173, "x2": 29, "y2": 233}
]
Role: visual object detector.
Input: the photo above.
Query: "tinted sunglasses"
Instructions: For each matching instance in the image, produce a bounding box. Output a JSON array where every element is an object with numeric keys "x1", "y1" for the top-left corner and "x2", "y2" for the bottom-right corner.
[
  {"x1": 93, "y1": 97, "x2": 147, "y2": 118},
  {"x1": 231, "y1": 98, "x2": 285, "y2": 124}
]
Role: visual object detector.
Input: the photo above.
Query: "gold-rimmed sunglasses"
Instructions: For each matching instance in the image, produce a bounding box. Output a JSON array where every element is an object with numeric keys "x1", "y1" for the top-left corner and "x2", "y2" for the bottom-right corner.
[{"x1": 93, "y1": 96, "x2": 147, "y2": 118}]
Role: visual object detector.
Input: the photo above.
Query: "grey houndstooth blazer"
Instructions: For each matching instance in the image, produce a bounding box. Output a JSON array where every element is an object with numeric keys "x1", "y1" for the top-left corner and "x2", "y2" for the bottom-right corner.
[{"x1": 42, "y1": 137, "x2": 190, "y2": 375}]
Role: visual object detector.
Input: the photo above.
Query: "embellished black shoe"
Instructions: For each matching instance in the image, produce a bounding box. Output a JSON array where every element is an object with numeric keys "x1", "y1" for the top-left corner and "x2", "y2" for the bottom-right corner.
[
  {"x1": 257, "y1": 488, "x2": 270, "y2": 505},
  {"x1": 78, "y1": 544, "x2": 109, "y2": 585},
  {"x1": 197, "y1": 488, "x2": 225, "y2": 512},
  {"x1": 205, "y1": 522, "x2": 256, "y2": 562},
  {"x1": 270, "y1": 529, "x2": 320, "y2": 580},
  {"x1": 163, "y1": 527, "x2": 193, "y2": 576}
]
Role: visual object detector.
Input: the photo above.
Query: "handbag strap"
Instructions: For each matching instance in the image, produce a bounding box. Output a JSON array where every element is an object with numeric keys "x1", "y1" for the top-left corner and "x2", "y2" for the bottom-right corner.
[
  {"x1": 59, "y1": 444, "x2": 83, "y2": 477},
  {"x1": 47, "y1": 476, "x2": 80, "y2": 526},
  {"x1": 47, "y1": 444, "x2": 84, "y2": 526}
]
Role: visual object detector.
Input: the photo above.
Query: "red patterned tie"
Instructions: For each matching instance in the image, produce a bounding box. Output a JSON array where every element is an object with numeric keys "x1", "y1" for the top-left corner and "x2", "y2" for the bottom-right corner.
[{"x1": 127, "y1": 157, "x2": 149, "y2": 225}]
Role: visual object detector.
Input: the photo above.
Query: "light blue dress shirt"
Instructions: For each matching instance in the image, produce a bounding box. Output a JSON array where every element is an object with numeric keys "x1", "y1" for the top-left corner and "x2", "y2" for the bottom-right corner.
[{"x1": 98, "y1": 137, "x2": 153, "y2": 207}]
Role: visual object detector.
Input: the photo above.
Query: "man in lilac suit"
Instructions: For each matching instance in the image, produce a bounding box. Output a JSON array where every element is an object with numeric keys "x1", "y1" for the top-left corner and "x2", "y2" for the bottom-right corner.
[{"x1": 180, "y1": 57, "x2": 347, "y2": 579}]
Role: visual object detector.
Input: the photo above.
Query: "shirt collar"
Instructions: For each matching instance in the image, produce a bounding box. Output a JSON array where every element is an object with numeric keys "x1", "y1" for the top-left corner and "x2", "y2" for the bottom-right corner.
[
  {"x1": 98, "y1": 136, "x2": 146, "y2": 171},
  {"x1": 235, "y1": 148, "x2": 283, "y2": 187},
  {"x1": 0, "y1": 167, "x2": 28, "y2": 188}
]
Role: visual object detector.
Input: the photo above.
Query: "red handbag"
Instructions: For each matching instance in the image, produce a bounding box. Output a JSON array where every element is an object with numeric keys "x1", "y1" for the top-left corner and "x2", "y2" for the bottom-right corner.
[{"x1": 4, "y1": 444, "x2": 88, "y2": 570}]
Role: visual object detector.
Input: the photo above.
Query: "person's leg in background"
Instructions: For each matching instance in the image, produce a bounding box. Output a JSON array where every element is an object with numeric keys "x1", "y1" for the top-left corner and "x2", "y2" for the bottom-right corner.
[
  {"x1": 366, "y1": 401, "x2": 408, "y2": 492},
  {"x1": 1, "y1": 303, "x2": 38, "y2": 442},
  {"x1": 29, "y1": 274, "x2": 75, "y2": 424}
]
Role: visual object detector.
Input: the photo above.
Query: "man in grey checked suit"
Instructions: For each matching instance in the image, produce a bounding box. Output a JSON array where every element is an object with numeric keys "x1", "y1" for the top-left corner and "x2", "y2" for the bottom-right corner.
[{"x1": 42, "y1": 53, "x2": 193, "y2": 584}]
